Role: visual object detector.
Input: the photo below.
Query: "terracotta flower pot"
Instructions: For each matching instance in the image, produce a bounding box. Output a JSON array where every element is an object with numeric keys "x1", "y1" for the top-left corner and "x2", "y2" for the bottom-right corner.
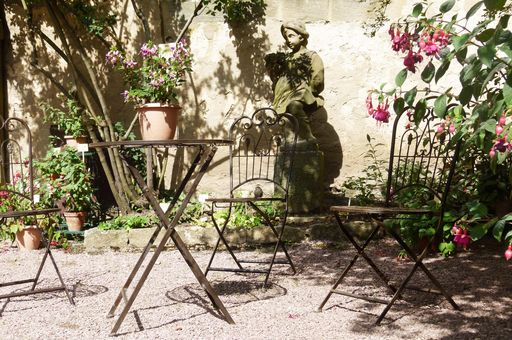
[
  {"x1": 63, "y1": 211, "x2": 87, "y2": 231},
  {"x1": 138, "y1": 103, "x2": 180, "y2": 140},
  {"x1": 15, "y1": 225, "x2": 42, "y2": 250}
]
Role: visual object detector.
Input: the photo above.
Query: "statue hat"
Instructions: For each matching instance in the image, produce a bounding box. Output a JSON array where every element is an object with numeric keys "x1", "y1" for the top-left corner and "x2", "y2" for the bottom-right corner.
[{"x1": 281, "y1": 20, "x2": 309, "y2": 39}]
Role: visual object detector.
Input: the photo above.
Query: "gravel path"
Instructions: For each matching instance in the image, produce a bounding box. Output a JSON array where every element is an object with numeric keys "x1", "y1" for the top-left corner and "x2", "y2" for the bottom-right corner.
[{"x1": 0, "y1": 237, "x2": 511, "y2": 339}]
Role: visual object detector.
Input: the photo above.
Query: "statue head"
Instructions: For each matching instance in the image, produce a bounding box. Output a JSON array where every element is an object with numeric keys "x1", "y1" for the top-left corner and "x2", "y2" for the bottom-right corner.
[{"x1": 280, "y1": 20, "x2": 309, "y2": 49}]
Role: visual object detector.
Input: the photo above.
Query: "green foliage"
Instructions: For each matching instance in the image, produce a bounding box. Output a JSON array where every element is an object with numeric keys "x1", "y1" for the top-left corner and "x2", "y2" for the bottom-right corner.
[
  {"x1": 0, "y1": 176, "x2": 58, "y2": 240},
  {"x1": 35, "y1": 147, "x2": 98, "y2": 212},
  {"x1": 68, "y1": 0, "x2": 117, "y2": 37},
  {"x1": 41, "y1": 97, "x2": 87, "y2": 138},
  {"x1": 167, "y1": 194, "x2": 206, "y2": 225},
  {"x1": 341, "y1": 134, "x2": 386, "y2": 205},
  {"x1": 203, "y1": 0, "x2": 267, "y2": 25},
  {"x1": 114, "y1": 122, "x2": 146, "y2": 177},
  {"x1": 98, "y1": 213, "x2": 157, "y2": 231},
  {"x1": 213, "y1": 201, "x2": 281, "y2": 230}
]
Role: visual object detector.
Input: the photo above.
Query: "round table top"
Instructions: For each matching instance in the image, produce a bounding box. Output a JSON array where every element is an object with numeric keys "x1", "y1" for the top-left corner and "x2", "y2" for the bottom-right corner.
[{"x1": 89, "y1": 139, "x2": 233, "y2": 148}]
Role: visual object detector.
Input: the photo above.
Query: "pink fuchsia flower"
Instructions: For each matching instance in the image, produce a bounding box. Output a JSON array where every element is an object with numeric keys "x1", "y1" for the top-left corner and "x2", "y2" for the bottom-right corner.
[
  {"x1": 390, "y1": 29, "x2": 411, "y2": 53},
  {"x1": 499, "y1": 114, "x2": 507, "y2": 126},
  {"x1": 403, "y1": 50, "x2": 423, "y2": 73},
  {"x1": 489, "y1": 149, "x2": 496, "y2": 158},
  {"x1": 449, "y1": 123, "x2": 456, "y2": 134},
  {"x1": 496, "y1": 125, "x2": 504, "y2": 135},
  {"x1": 436, "y1": 123, "x2": 445, "y2": 134},
  {"x1": 493, "y1": 135, "x2": 511, "y2": 152},
  {"x1": 367, "y1": 95, "x2": 390, "y2": 123},
  {"x1": 432, "y1": 29, "x2": 450, "y2": 47},
  {"x1": 452, "y1": 223, "x2": 460, "y2": 235},
  {"x1": 454, "y1": 228, "x2": 471, "y2": 250},
  {"x1": 505, "y1": 245, "x2": 512, "y2": 261},
  {"x1": 419, "y1": 36, "x2": 440, "y2": 56},
  {"x1": 366, "y1": 94, "x2": 373, "y2": 112},
  {"x1": 0, "y1": 190, "x2": 8, "y2": 198}
]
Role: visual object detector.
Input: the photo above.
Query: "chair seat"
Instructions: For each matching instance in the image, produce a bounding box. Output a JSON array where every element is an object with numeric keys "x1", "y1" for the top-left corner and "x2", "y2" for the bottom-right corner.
[
  {"x1": 330, "y1": 205, "x2": 436, "y2": 216},
  {"x1": 206, "y1": 197, "x2": 285, "y2": 203}
]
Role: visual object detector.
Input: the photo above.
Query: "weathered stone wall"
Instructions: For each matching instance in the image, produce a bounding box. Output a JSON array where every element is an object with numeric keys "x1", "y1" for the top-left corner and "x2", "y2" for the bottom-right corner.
[{"x1": 4, "y1": 0, "x2": 479, "y2": 199}]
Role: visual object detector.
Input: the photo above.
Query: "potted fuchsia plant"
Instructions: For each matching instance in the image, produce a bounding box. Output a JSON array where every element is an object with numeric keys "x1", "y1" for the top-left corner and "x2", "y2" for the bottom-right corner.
[
  {"x1": 36, "y1": 147, "x2": 98, "y2": 231},
  {"x1": 106, "y1": 41, "x2": 193, "y2": 140}
]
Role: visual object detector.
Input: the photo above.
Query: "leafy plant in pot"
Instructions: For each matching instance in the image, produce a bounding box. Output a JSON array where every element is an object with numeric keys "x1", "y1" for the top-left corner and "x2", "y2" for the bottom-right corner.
[
  {"x1": 0, "y1": 176, "x2": 57, "y2": 250},
  {"x1": 41, "y1": 97, "x2": 88, "y2": 147},
  {"x1": 36, "y1": 147, "x2": 98, "y2": 231},
  {"x1": 106, "y1": 41, "x2": 193, "y2": 140}
]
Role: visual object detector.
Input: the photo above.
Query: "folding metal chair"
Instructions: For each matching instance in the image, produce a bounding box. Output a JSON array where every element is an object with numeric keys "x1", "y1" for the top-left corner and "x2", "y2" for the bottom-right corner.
[
  {"x1": 318, "y1": 107, "x2": 461, "y2": 324},
  {"x1": 204, "y1": 108, "x2": 298, "y2": 286},
  {"x1": 0, "y1": 117, "x2": 74, "y2": 305}
]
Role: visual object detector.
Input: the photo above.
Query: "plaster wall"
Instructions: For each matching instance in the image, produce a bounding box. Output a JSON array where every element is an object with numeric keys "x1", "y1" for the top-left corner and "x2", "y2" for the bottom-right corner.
[{"x1": 4, "y1": 0, "x2": 481, "y2": 198}]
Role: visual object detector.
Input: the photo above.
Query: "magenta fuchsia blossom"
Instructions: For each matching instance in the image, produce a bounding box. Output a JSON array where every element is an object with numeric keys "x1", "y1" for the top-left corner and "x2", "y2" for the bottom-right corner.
[
  {"x1": 389, "y1": 26, "x2": 411, "y2": 52},
  {"x1": 490, "y1": 112, "x2": 510, "y2": 157},
  {"x1": 403, "y1": 50, "x2": 423, "y2": 73},
  {"x1": 493, "y1": 136, "x2": 511, "y2": 153},
  {"x1": 452, "y1": 224, "x2": 471, "y2": 250},
  {"x1": 419, "y1": 34, "x2": 440, "y2": 56},
  {"x1": 366, "y1": 95, "x2": 391, "y2": 123},
  {"x1": 389, "y1": 24, "x2": 450, "y2": 73},
  {"x1": 505, "y1": 245, "x2": 512, "y2": 261}
]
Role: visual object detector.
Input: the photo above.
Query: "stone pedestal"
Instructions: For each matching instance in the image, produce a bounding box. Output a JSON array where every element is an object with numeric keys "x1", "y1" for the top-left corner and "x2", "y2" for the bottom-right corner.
[{"x1": 277, "y1": 142, "x2": 325, "y2": 214}]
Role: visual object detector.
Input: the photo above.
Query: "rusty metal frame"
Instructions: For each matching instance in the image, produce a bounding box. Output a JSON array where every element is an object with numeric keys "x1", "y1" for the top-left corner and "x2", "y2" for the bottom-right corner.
[
  {"x1": 0, "y1": 117, "x2": 74, "y2": 309},
  {"x1": 204, "y1": 109, "x2": 298, "y2": 286},
  {"x1": 317, "y1": 107, "x2": 462, "y2": 324},
  {"x1": 90, "y1": 140, "x2": 235, "y2": 335}
]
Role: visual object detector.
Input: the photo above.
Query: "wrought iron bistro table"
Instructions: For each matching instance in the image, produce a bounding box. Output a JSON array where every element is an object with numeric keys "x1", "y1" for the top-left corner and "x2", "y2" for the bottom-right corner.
[{"x1": 90, "y1": 139, "x2": 234, "y2": 335}]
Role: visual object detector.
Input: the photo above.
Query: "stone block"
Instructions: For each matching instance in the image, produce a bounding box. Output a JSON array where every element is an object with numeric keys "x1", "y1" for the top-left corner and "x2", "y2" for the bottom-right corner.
[
  {"x1": 84, "y1": 228, "x2": 128, "y2": 251},
  {"x1": 245, "y1": 226, "x2": 277, "y2": 245},
  {"x1": 307, "y1": 222, "x2": 343, "y2": 241},
  {"x1": 282, "y1": 226, "x2": 306, "y2": 243},
  {"x1": 276, "y1": 148, "x2": 325, "y2": 214},
  {"x1": 175, "y1": 225, "x2": 219, "y2": 248},
  {"x1": 128, "y1": 227, "x2": 165, "y2": 249}
]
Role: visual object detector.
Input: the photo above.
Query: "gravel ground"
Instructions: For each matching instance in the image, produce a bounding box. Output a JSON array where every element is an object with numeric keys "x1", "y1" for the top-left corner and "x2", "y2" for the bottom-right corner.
[{"x1": 0, "y1": 237, "x2": 511, "y2": 339}]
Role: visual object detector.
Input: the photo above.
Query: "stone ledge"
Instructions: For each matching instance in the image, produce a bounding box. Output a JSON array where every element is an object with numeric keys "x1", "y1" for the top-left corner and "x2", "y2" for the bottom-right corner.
[{"x1": 84, "y1": 220, "x2": 380, "y2": 253}]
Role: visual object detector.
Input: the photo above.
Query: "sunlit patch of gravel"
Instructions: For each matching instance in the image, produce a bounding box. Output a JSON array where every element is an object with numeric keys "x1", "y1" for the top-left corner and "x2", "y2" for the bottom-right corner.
[{"x1": 0, "y1": 237, "x2": 511, "y2": 339}]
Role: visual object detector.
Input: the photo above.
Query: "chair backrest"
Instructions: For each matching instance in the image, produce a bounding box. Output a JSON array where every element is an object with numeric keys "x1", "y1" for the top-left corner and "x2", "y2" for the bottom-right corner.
[
  {"x1": 228, "y1": 108, "x2": 299, "y2": 199},
  {"x1": 0, "y1": 117, "x2": 36, "y2": 204},
  {"x1": 385, "y1": 107, "x2": 461, "y2": 216}
]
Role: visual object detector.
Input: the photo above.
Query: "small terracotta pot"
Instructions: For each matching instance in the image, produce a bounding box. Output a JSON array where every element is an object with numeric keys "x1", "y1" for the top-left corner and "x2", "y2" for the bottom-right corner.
[
  {"x1": 63, "y1": 211, "x2": 87, "y2": 231},
  {"x1": 15, "y1": 225, "x2": 42, "y2": 250},
  {"x1": 138, "y1": 103, "x2": 180, "y2": 140}
]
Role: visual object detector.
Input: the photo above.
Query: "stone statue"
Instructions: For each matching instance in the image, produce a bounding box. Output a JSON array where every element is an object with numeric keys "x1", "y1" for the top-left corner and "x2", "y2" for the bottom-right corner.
[{"x1": 265, "y1": 20, "x2": 325, "y2": 144}]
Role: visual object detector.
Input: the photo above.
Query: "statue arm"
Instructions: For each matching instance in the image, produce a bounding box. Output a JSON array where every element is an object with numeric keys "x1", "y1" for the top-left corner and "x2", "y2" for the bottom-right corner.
[{"x1": 310, "y1": 52, "x2": 325, "y2": 96}]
